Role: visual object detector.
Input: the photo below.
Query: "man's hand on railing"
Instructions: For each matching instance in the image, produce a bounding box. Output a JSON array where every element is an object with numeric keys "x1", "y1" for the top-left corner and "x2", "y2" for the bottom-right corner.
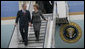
[{"x1": 14, "y1": 23, "x2": 17, "y2": 26}]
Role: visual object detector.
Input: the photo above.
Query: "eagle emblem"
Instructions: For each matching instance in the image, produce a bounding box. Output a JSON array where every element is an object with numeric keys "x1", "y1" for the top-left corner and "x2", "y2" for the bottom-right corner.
[{"x1": 60, "y1": 22, "x2": 82, "y2": 43}]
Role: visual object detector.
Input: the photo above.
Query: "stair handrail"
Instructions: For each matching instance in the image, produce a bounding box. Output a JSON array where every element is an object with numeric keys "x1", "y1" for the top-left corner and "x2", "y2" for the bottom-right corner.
[
  {"x1": 43, "y1": 2, "x2": 57, "y2": 48},
  {"x1": 43, "y1": 17, "x2": 52, "y2": 48}
]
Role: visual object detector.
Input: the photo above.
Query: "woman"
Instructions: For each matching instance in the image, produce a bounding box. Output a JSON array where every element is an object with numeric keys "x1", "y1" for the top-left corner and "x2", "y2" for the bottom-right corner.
[{"x1": 32, "y1": 4, "x2": 47, "y2": 41}]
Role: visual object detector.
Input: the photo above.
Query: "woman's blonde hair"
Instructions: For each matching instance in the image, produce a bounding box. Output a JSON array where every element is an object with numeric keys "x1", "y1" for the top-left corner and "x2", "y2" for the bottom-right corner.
[{"x1": 33, "y1": 4, "x2": 39, "y2": 9}]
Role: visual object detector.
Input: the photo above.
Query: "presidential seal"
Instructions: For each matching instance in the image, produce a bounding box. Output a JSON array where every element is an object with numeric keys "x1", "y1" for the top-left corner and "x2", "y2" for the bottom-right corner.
[{"x1": 60, "y1": 22, "x2": 82, "y2": 43}]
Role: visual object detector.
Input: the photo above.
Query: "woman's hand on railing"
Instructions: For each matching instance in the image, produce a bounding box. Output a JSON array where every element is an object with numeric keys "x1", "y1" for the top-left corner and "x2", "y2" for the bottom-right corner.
[{"x1": 45, "y1": 19, "x2": 48, "y2": 21}]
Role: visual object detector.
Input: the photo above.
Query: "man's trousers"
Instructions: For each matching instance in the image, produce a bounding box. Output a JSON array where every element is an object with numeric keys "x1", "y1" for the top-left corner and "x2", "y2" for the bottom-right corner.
[{"x1": 19, "y1": 24, "x2": 28, "y2": 43}]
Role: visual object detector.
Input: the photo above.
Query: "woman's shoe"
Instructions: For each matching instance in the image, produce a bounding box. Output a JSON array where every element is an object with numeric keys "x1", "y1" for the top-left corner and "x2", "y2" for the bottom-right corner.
[{"x1": 36, "y1": 38, "x2": 39, "y2": 41}]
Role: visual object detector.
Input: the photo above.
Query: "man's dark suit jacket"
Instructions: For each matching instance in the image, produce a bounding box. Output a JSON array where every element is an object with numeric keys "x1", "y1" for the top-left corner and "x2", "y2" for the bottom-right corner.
[{"x1": 15, "y1": 10, "x2": 31, "y2": 25}]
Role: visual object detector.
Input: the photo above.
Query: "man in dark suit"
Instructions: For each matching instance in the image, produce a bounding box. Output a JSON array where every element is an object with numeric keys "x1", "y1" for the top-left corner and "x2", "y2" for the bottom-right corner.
[{"x1": 15, "y1": 3, "x2": 32, "y2": 46}]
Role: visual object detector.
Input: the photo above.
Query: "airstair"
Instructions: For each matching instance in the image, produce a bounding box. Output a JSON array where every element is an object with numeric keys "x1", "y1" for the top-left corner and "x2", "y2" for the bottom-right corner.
[{"x1": 8, "y1": 14, "x2": 53, "y2": 48}]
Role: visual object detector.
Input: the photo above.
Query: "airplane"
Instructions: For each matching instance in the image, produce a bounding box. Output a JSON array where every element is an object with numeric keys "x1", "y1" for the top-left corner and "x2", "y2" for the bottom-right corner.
[{"x1": 1, "y1": 1, "x2": 84, "y2": 48}]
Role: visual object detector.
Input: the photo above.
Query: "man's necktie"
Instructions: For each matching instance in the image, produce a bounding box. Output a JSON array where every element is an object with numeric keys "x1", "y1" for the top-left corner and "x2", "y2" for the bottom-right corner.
[
  {"x1": 22, "y1": 10, "x2": 26, "y2": 16},
  {"x1": 23, "y1": 11, "x2": 27, "y2": 16},
  {"x1": 24, "y1": 12, "x2": 26, "y2": 16}
]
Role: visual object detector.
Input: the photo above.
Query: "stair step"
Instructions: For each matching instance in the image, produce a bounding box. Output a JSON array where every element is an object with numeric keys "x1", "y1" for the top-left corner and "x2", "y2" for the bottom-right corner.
[
  {"x1": 28, "y1": 38, "x2": 44, "y2": 41},
  {"x1": 29, "y1": 33, "x2": 44, "y2": 35},
  {"x1": 18, "y1": 40, "x2": 44, "y2": 44},
  {"x1": 30, "y1": 25, "x2": 47, "y2": 28},
  {"x1": 28, "y1": 36, "x2": 44, "y2": 38},
  {"x1": 29, "y1": 42, "x2": 44, "y2": 44},
  {"x1": 27, "y1": 46, "x2": 43, "y2": 48},
  {"x1": 30, "y1": 23, "x2": 47, "y2": 27},
  {"x1": 41, "y1": 22, "x2": 47, "y2": 24},
  {"x1": 29, "y1": 45, "x2": 43, "y2": 47},
  {"x1": 28, "y1": 40, "x2": 44, "y2": 43},
  {"x1": 18, "y1": 42, "x2": 44, "y2": 45},
  {"x1": 26, "y1": 46, "x2": 43, "y2": 48},
  {"x1": 30, "y1": 26, "x2": 46, "y2": 28},
  {"x1": 29, "y1": 28, "x2": 46, "y2": 31},
  {"x1": 41, "y1": 21, "x2": 47, "y2": 23},
  {"x1": 28, "y1": 43, "x2": 43, "y2": 47},
  {"x1": 29, "y1": 29, "x2": 46, "y2": 32},
  {"x1": 29, "y1": 34, "x2": 44, "y2": 37},
  {"x1": 19, "y1": 37, "x2": 44, "y2": 42},
  {"x1": 28, "y1": 31, "x2": 45, "y2": 34},
  {"x1": 30, "y1": 28, "x2": 46, "y2": 30},
  {"x1": 41, "y1": 23, "x2": 47, "y2": 25},
  {"x1": 18, "y1": 43, "x2": 43, "y2": 48}
]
